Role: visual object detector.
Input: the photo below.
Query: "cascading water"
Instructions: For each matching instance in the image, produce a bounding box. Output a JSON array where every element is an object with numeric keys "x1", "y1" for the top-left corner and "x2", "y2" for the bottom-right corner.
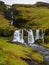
[
  {"x1": 10, "y1": 19, "x2": 13, "y2": 25},
  {"x1": 27, "y1": 29, "x2": 35, "y2": 44},
  {"x1": 11, "y1": 11, "x2": 13, "y2": 25},
  {"x1": 12, "y1": 29, "x2": 45, "y2": 44},
  {"x1": 12, "y1": 30, "x2": 20, "y2": 42},
  {"x1": 35, "y1": 29, "x2": 40, "y2": 40},
  {"x1": 12, "y1": 30, "x2": 24, "y2": 43},
  {"x1": 41, "y1": 30, "x2": 45, "y2": 43},
  {"x1": 19, "y1": 30, "x2": 24, "y2": 43}
]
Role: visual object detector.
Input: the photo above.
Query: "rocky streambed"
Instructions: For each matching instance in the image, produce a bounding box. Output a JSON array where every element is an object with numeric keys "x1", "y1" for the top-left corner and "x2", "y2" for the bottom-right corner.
[{"x1": 29, "y1": 44, "x2": 49, "y2": 65}]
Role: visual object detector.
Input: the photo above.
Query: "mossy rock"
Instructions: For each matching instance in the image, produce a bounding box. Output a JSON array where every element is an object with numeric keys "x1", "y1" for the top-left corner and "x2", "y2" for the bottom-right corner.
[{"x1": 35, "y1": 39, "x2": 42, "y2": 44}]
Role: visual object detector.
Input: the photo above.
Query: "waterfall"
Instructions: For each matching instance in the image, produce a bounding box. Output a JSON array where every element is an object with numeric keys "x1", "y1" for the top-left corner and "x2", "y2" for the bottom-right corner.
[
  {"x1": 35, "y1": 29, "x2": 40, "y2": 40},
  {"x1": 12, "y1": 30, "x2": 20, "y2": 42},
  {"x1": 12, "y1": 30, "x2": 24, "y2": 43},
  {"x1": 11, "y1": 20, "x2": 13, "y2": 25},
  {"x1": 11, "y1": 12, "x2": 13, "y2": 25},
  {"x1": 27, "y1": 29, "x2": 35, "y2": 44},
  {"x1": 41, "y1": 30, "x2": 45, "y2": 43},
  {"x1": 12, "y1": 29, "x2": 45, "y2": 44},
  {"x1": 19, "y1": 30, "x2": 24, "y2": 43}
]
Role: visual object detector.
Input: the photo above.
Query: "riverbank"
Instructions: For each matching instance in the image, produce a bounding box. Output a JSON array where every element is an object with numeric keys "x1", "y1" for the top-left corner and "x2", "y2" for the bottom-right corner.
[{"x1": 0, "y1": 37, "x2": 44, "y2": 65}]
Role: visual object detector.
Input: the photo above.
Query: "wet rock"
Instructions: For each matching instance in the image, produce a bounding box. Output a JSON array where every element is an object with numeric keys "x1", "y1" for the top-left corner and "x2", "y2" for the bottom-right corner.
[
  {"x1": 41, "y1": 51, "x2": 49, "y2": 56},
  {"x1": 21, "y1": 57, "x2": 42, "y2": 65},
  {"x1": 44, "y1": 56, "x2": 49, "y2": 65}
]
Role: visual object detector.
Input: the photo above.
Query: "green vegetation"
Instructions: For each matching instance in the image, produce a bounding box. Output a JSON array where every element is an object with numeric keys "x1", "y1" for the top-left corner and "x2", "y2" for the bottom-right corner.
[
  {"x1": 13, "y1": 5, "x2": 49, "y2": 29},
  {"x1": 44, "y1": 36, "x2": 49, "y2": 43},
  {"x1": 0, "y1": 37, "x2": 44, "y2": 65},
  {"x1": 0, "y1": 1, "x2": 6, "y2": 14},
  {"x1": 0, "y1": 1, "x2": 49, "y2": 30},
  {"x1": 0, "y1": 15, "x2": 17, "y2": 36},
  {"x1": 42, "y1": 43, "x2": 49, "y2": 48},
  {"x1": 0, "y1": 1, "x2": 49, "y2": 65}
]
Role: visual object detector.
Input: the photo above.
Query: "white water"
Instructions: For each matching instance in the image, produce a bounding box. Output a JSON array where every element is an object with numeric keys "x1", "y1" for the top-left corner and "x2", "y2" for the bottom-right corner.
[
  {"x1": 27, "y1": 29, "x2": 35, "y2": 44},
  {"x1": 12, "y1": 30, "x2": 24, "y2": 43},
  {"x1": 35, "y1": 29, "x2": 40, "y2": 40},
  {"x1": 12, "y1": 30, "x2": 20, "y2": 42},
  {"x1": 11, "y1": 20, "x2": 13, "y2": 25},
  {"x1": 41, "y1": 30, "x2": 45, "y2": 43},
  {"x1": 11, "y1": 12, "x2": 13, "y2": 25},
  {"x1": 19, "y1": 30, "x2": 24, "y2": 43},
  {"x1": 12, "y1": 29, "x2": 45, "y2": 44}
]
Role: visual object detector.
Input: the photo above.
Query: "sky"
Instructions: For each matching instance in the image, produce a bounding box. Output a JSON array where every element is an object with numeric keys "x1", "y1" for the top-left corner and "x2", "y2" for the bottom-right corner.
[{"x1": 0, "y1": 0, "x2": 49, "y2": 5}]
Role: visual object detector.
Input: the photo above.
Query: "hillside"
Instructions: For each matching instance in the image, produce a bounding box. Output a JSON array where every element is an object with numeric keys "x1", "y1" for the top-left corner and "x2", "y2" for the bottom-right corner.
[
  {"x1": 13, "y1": 3, "x2": 49, "y2": 29},
  {"x1": 0, "y1": 1, "x2": 49, "y2": 65},
  {"x1": 0, "y1": 37, "x2": 44, "y2": 65},
  {"x1": 0, "y1": 1, "x2": 49, "y2": 30}
]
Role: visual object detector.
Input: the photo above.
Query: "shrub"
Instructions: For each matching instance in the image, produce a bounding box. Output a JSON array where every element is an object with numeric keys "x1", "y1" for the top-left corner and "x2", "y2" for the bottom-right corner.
[
  {"x1": 45, "y1": 29, "x2": 49, "y2": 35},
  {"x1": 0, "y1": 27, "x2": 14, "y2": 37},
  {"x1": 0, "y1": 27, "x2": 3, "y2": 36},
  {"x1": 35, "y1": 39, "x2": 42, "y2": 44},
  {"x1": 0, "y1": 1, "x2": 6, "y2": 14},
  {"x1": 44, "y1": 36, "x2": 49, "y2": 43},
  {"x1": 14, "y1": 18, "x2": 28, "y2": 28}
]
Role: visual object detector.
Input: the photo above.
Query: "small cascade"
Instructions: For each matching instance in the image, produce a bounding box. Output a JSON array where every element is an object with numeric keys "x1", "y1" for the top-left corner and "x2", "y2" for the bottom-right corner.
[
  {"x1": 12, "y1": 30, "x2": 20, "y2": 42},
  {"x1": 12, "y1": 30, "x2": 24, "y2": 43},
  {"x1": 12, "y1": 29, "x2": 45, "y2": 44},
  {"x1": 10, "y1": 11, "x2": 13, "y2": 25},
  {"x1": 41, "y1": 30, "x2": 45, "y2": 43},
  {"x1": 10, "y1": 20, "x2": 13, "y2": 25},
  {"x1": 27, "y1": 29, "x2": 35, "y2": 44},
  {"x1": 35, "y1": 29, "x2": 40, "y2": 40},
  {"x1": 19, "y1": 30, "x2": 24, "y2": 43}
]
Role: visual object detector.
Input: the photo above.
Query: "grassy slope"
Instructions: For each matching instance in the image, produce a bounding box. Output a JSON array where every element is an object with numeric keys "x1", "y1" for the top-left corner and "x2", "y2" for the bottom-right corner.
[
  {"x1": 0, "y1": 4, "x2": 49, "y2": 65},
  {"x1": 15, "y1": 6, "x2": 49, "y2": 29},
  {"x1": 0, "y1": 37, "x2": 43, "y2": 65},
  {"x1": 0, "y1": 15, "x2": 9, "y2": 27},
  {"x1": 0, "y1": 5, "x2": 49, "y2": 30},
  {"x1": 0, "y1": 15, "x2": 17, "y2": 30},
  {"x1": 42, "y1": 43, "x2": 49, "y2": 48}
]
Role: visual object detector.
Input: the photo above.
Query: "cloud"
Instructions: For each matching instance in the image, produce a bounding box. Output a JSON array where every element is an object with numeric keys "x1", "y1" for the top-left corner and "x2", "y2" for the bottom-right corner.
[{"x1": 1, "y1": 0, "x2": 49, "y2": 5}]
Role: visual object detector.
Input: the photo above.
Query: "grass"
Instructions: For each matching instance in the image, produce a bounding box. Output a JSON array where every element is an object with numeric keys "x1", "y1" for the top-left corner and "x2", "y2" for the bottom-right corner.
[
  {"x1": 0, "y1": 15, "x2": 17, "y2": 30},
  {"x1": 42, "y1": 43, "x2": 49, "y2": 48},
  {"x1": 0, "y1": 37, "x2": 44, "y2": 65},
  {"x1": 0, "y1": 3, "x2": 49, "y2": 65},
  {"x1": 14, "y1": 6, "x2": 49, "y2": 29},
  {"x1": 0, "y1": 5, "x2": 49, "y2": 30}
]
